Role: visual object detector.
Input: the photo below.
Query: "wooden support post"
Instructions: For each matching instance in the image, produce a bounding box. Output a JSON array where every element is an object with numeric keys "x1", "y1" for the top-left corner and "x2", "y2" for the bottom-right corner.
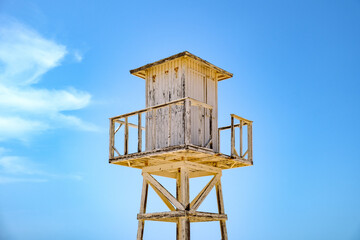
[
  {"x1": 239, "y1": 120, "x2": 243, "y2": 157},
  {"x1": 138, "y1": 113, "x2": 142, "y2": 153},
  {"x1": 109, "y1": 119, "x2": 115, "y2": 159},
  {"x1": 137, "y1": 178, "x2": 149, "y2": 240},
  {"x1": 209, "y1": 109, "x2": 213, "y2": 150},
  {"x1": 230, "y1": 115, "x2": 235, "y2": 157},
  {"x1": 177, "y1": 167, "x2": 190, "y2": 240},
  {"x1": 216, "y1": 179, "x2": 228, "y2": 240},
  {"x1": 124, "y1": 117, "x2": 129, "y2": 155},
  {"x1": 248, "y1": 123, "x2": 253, "y2": 162},
  {"x1": 184, "y1": 99, "x2": 191, "y2": 146}
]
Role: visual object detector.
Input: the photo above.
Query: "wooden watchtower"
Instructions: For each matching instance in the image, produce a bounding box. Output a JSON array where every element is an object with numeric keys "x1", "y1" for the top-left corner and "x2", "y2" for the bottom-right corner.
[{"x1": 109, "y1": 51, "x2": 253, "y2": 239}]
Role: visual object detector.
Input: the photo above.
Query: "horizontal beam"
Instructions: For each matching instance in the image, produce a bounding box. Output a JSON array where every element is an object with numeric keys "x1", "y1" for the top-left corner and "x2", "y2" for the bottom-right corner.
[
  {"x1": 230, "y1": 114, "x2": 253, "y2": 124},
  {"x1": 142, "y1": 161, "x2": 221, "y2": 175},
  {"x1": 114, "y1": 120, "x2": 145, "y2": 130},
  {"x1": 137, "y1": 211, "x2": 227, "y2": 222},
  {"x1": 218, "y1": 123, "x2": 241, "y2": 131}
]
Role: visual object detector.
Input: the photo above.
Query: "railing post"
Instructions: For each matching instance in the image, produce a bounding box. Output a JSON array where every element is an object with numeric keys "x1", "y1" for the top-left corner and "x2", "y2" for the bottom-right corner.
[
  {"x1": 230, "y1": 115, "x2": 235, "y2": 157},
  {"x1": 240, "y1": 120, "x2": 243, "y2": 158},
  {"x1": 124, "y1": 117, "x2": 129, "y2": 155},
  {"x1": 109, "y1": 119, "x2": 115, "y2": 159},
  {"x1": 138, "y1": 113, "x2": 142, "y2": 153},
  {"x1": 209, "y1": 108, "x2": 213, "y2": 150},
  {"x1": 218, "y1": 128, "x2": 220, "y2": 153},
  {"x1": 184, "y1": 99, "x2": 191, "y2": 145},
  {"x1": 248, "y1": 123, "x2": 253, "y2": 162}
]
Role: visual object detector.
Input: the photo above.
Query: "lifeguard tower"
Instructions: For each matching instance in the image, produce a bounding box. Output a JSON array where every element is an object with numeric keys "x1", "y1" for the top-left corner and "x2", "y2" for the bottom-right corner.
[{"x1": 109, "y1": 51, "x2": 253, "y2": 240}]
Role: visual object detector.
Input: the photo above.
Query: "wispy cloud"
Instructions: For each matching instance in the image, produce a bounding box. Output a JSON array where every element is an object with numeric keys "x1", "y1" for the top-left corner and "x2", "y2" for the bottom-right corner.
[
  {"x1": 0, "y1": 17, "x2": 96, "y2": 142},
  {"x1": 0, "y1": 149, "x2": 83, "y2": 184}
]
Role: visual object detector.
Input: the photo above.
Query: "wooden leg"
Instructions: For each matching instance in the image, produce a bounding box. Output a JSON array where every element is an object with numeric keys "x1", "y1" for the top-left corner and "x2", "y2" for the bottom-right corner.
[
  {"x1": 176, "y1": 167, "x2": 190, "y2": 240},
  {"x1": 137, "y1": 178, "x2": 148, "y2": 240},
  {"x1": 216, "y1": 179, "x2": 228, "y2": 240}
]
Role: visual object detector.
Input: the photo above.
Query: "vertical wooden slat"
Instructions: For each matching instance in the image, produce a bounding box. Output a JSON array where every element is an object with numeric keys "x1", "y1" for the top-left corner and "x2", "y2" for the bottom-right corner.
[
  {"x1": 137, "y1": 178, "x2": 149, "y2": 240},
  {"x1": 248, "y1": 123, "x2": 253, "y2": 162},
  {"x1": 216, "y1": 179, "x2": 228, "y2": 240},
  {"x1": 124, "y1": 117, "x2": 129, "y2": 155},
  {"x1": 109, "y1": 119, "x2": 115, "y2": 159},
  {"x1": 209, "y1": 108, "x2": 213, "y2": 149},
  {"x1": 176, "y1": 167, "x2": 190, "y2": 240},
  {"x1": 153, "y1": 109, "x2": 156, "y2": 150},
  {"x1": 230, "y1": 116, "x2": 235, "y2": 157},
  {"x1": 184, "y1": 99, "x2": 191, "y2": 145},
  {"x1": 239, "y1": 120, "x2": 243, "y2": 157},
  {"x1": 138, "y1": 113, "x2": 142, "y2": 153},
  {"x1": 168, "y1": 105, "x2": 171, "y2": 147}
]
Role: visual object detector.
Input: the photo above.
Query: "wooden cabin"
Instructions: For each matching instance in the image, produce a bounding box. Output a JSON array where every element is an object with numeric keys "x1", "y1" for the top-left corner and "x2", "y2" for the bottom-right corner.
[{"x1": 109, "y1": 51, "x2": 253, "y2": 240}]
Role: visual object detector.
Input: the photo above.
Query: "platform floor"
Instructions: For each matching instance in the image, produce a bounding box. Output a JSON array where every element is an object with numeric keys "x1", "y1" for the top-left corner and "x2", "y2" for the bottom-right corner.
[{"x1": 110, "y1": 144, "x2": 252, "y2": 177}]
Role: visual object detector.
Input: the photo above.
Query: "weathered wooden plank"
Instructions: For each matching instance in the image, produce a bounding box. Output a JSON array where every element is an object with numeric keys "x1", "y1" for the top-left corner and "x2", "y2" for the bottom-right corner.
[
  {"x1": 184, "y1": 99, "x2": 191, "y2": 145},
  {"x1": 218, "y1": 123, "x2": 241, "y2": 131},
  {"x1": 138, "y1": 113, "x2": 142, "y2": 153},
  {"x1": 143, "y1": 173, "x2": 184, "y2": 210},
  {"x1": 168, "y1": 105, "x2": 171, "y2": 147},
  {"x1": 231, "y1": 113, "x2": 253, "y2": 124},
  {"x1": 137, "y1": 210, "x2": 227, "y2": 222}
]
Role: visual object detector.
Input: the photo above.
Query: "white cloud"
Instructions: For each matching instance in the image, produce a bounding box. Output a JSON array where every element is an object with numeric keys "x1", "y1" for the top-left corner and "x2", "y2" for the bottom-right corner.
[
  {"x1": 73, "y1": 50, "x2": 83, "y2": 62},
  {"x1": 0, "y1": 153, "x2": 83, "y2": 184},
  {"x1": 0, "y1": 17, "x2": 96, "y2": 141}
]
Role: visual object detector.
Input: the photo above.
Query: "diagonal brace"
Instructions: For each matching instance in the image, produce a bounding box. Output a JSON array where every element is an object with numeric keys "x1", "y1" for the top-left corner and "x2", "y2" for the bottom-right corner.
[
  {"x1": 190, "y1": 173, "x2": 221, "y2": 212},
  {"x1": 143, "y1": 172, "x2": 185, "y2": 211}
]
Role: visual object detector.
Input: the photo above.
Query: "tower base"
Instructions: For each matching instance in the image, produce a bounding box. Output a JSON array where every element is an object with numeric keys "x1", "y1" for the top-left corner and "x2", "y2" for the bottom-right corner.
[{"x1": 136, "y1": 161, "x2": 228, "y2": 240}]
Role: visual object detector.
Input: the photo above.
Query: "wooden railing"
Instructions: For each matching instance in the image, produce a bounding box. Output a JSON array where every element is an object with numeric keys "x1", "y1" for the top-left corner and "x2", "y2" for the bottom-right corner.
[
  {"x1": 109, "y1": 97, "x2": 213, "y2": 159},
  {"x1": 218, "y1": 114, "x2": 253, "y2": 161}
]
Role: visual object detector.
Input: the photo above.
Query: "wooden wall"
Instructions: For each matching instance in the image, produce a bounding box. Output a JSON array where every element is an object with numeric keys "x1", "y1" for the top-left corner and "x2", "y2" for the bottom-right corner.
[{"x1": 145, "y1": 57, "x2": 218, "y2": 152}]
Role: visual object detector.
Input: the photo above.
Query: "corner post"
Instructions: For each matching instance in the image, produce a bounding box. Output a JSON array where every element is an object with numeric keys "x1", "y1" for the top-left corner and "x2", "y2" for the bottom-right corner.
[
  {"x1": 109, "y1": 119, "x2": 115, "y2": 159},
  {"x1": 216, "y1": 178, "x2": 228, "y2": 240},
  {"x1": 124, "y1": 117, "x2": 129, "y2": 155},
  {"x1": 137, "y1": 178, "x2": 149, "y2": 240},
  {"x1": 138, "y1": 113, "x2": 142, "y2": 152},
  {"x1": 230, "y1": 115, "x2": 235, "y2": 157},
  {"x1": 248, "y1": 123, "x2": 253, "y2": 162}
]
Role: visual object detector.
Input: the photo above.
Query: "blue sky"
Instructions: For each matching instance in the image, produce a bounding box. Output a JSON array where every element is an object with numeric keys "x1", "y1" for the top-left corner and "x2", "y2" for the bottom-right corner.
[{"x1": 0, "y1": 0, "x2": 359, "y2": 239}]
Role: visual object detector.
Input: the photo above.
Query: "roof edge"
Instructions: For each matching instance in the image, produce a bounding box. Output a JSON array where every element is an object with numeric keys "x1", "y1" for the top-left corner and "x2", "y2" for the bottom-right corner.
[{"x1": 130, "y1": 51, "x2": 233, "y2": 81}]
